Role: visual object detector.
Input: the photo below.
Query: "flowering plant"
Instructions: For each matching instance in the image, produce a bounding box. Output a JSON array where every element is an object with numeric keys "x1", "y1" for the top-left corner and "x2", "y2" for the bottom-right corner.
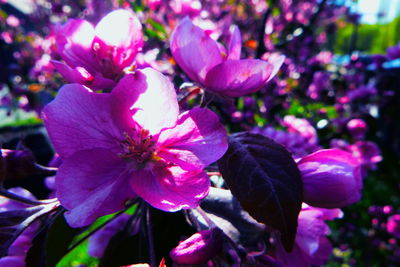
[{"x1": 0, "y1": 1, "x2": 397, "y2": 266}]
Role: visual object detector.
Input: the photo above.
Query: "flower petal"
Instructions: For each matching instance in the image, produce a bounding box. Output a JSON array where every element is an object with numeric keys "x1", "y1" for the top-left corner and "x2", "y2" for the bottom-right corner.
[
  {"x1": 156, "y1": 107, "x2": 228, "y2": 170},
  {"x1": 42, "y1": 84, "x2": 126, "y2": 158},
  {"x1": 298, "y1": 149, "x2": 363, "y2": 208},
  {"x1": 227, "y1": 25, "x2": 242, "y2": 60},
  {"x1": 56, "y1": 149, "x2": 136, "y2": 227},
  {"x1": 93, "y1": 9, "x2": 143, "y2": 71},
  {"x1": 55, "y1": 19, "x2": 99, "y2": 74},
  {"x1": 111, "y1": 68, "x2": 179, "y2": 135},
  {"x1": 130, "y1": 165, "x2": 210, "y2": 212},
  {"x1": 266, "y1": 54, "x2": 285, "y2": 82},
  {"x1": 170, "y1": 17, "x2": 223, "y2": 84},
  {"x1": 204, "y1": 59, "x2": 274, "y2": 97},
  {"x1": 51, "y1": 60, "x2": 93, "y2": 84},
  {"x1": 296, "y1": 209, "x2": 329, "y2": 256}
]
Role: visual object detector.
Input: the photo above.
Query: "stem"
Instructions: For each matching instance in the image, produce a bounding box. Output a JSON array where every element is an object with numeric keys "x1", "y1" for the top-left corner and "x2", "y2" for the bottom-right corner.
[
  {"x1": 145, "y1": 204, "x2": 156, "y2": 267},
  {"x1": 195, "y1": 207, "x2": 245, "y2": 264},
  {"x1": 256, "y1": 7, "x2": 272, "y2": 58},
  {"x1": 0, "y1": 189, "x2": 44, "y2": 205},
  {"x1": 67, "y1": 199, "x2": 139, "y2": 253},
  {"x1": 34, "y1": 164, "x2": 58, "y2": 176},
  {"x1": 195, "y1": 206, "x2": 216, "y2": 227}
]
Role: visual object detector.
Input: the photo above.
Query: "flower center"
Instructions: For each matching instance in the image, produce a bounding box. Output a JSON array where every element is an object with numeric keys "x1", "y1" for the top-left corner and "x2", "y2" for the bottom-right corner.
[
  {"x1": 92, "y1": 42, "x2": 120, "y2": 80},
  {"x1": 119, "y1": 129, "x2": 160, "y2": 166}
]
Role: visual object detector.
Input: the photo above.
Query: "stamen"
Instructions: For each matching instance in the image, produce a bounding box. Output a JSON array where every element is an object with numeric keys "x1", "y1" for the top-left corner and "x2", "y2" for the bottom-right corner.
[{"x1": 119, "y1": 129, "x2": 159, "y2": 166}]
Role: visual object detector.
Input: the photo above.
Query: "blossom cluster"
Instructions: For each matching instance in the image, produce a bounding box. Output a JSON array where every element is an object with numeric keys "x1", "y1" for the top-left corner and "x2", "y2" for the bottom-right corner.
[{"x1": 0, "y1": 1, "x2": 396, "y2": 266}]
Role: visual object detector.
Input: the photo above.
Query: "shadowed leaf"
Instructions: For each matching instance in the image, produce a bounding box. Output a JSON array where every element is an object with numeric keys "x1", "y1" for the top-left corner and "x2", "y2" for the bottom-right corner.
[
  {"x1": 0, "y1": 203, "x2": 57, "y2": 257},
  {"x1": 218, "y1": 132, "x2": 303, "y2": 251}
]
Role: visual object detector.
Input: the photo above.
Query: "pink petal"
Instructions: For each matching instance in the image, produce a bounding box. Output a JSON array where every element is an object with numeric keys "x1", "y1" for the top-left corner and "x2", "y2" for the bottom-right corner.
[
  {"x1": 170, "y1": 17, "x2": 223, "y2": 84},
  {"x1": 156, "y1": 107, "x2": 228, "y2": 170},
  {"x1": 204, "y1": 59, "x2": 274, "y2": 97},
  {"x1": 90, "y1": 73, "x2": 117, "y2": 90},
  {"x1": 93, "y1": 9, "x2": 143, "y2": 72},
  {"x1": 42, "y1": 84, "x2": 126, "y2": 158},
  {"x1": 0, "y1": 256, "x2": 25, "y2": 267},
  {"x1": 296, "y1": 209, "x2": 329, "y2": 256},
  {"x1": 56, "y1": 149, "x2": 136, "y2": 227},
  {"x1": 130, "y1": 165, "x2": 210, "y2": 212},
  {"x1": 55, "y1": 19, "x2": 99, "y2": 74},
  {"x1": 111, "y1": 68, "x2": 179, "y2": 135},
  {"x1": 266, "y1": 54, "x2": 285, "y2": 82},
  {"x1": 51, "y1": 60, "x2": 93, "y2": 84},
  {"x1": 227, "y1": 25, "x2": 242, "y2": 60},
  {"x1": 310, "y1": 237, "x2": 333, "y2": 266},
  {"x1": 298, "y1": 149, "x2": 363, "y2": 208},
  {"x1": 52, "y1": 60, "x2": 116, "y2": 91}
]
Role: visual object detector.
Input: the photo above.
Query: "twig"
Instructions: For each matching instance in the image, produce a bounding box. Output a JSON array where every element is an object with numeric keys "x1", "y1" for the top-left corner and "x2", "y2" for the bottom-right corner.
[{"x1": 145, "y1": 204, "x2": 156, "y2": 267}]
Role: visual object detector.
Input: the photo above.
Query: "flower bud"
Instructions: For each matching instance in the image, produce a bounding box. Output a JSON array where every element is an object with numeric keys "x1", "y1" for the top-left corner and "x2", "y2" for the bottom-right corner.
[
  {"x1": 347, "y1": 119, "x2": 367, "y2": 139},
  {"x1": 170, "y1": 228, "x2": 223, "y2": 265},
  {"x1": 298, "y1": 149, "x2": 363, "y2": 208}
]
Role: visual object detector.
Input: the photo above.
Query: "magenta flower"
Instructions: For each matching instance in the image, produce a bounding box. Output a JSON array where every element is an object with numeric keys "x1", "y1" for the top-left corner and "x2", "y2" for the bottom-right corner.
[
  {"x1": 346, "y1": 118, "x2": 367, "y2": 139},
  {"x1": 275, "y1": 204, "x2": 342, "y2": 267},
  {"x1": 298, "y1": 149, "x2": 363, "y2": 209},
  {"x1": 170, "y1": 228, "x2": 223, "y2": 265},
  {"x1": 170, "y1": 18, "x2": 284, "y2": 97},
  {"x1": 387, "y1": 214, "x2": 400, "y2": 239},
  {"x1": 53, "y1": 9, "x2": 143, "y2": 90},
  {"x1": 282, "y1": 115, "x2": 318, "y2": 145},
  {"x1": 347, "y1": 141, "x2": 382, "y2": 171},
  {"x1": 43, "y1": 68, "x2": 228, "y2": 227}
]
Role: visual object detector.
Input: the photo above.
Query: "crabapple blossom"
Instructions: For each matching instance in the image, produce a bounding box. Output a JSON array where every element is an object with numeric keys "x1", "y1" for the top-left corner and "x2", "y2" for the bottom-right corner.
[
  {"x1": 387, "y1": 214, "x2": 400, "y2": 239},
  {"x1": 53, "y1": 9, "x2": 143, "y2": 90},
  {"x1": 298, "y1": 149, "x2": 363, "y2": 209},
  {"x1": 43, "y1": 68, "x2": 228, "y2": 227},
  {"x1": 170, "y1": 228, "x2": 223, "y2": 264},
  {"x1": 275, "y1": 204, "x2": 343, "y2": 267},
  {"x1": 170, "y1": 17, "x2": 284, "y2": 97}
]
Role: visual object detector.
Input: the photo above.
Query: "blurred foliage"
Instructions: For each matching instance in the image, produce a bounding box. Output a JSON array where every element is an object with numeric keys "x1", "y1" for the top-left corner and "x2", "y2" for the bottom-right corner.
[{"x1": 335, "y1": 16, "x2": 400, "y2": 54}]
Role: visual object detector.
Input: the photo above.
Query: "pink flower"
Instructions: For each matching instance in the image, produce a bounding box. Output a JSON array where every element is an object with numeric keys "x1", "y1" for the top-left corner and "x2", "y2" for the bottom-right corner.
[
  {"x1": 275, "y1": 204, "x2": 343, "y2": 267},
  {"x1": 346, "y1": 119, "x2": 367, "y2": 139},
  {"x1": 347, "y1": 141, "x2": 382, "y2": 171},
  {"x1": 298, "y1": 149, "x2": 363, "y2": 209},
  {"x1": 43, "y1": 68, "x2": 228, "y2": 227},
  {"x1": 145, "y1": 0, "x2": 162, "y2": 10},
  {"x1": 251, "y1": 126, "x2": 320, "y2": 158},
  {"x1": 282, "y1": 115, "x2": 318, "y2": 145},
  {"x1": 170, "y1": 18, "x2": 284, "y2": 97},
  {"x1": 170, "y1": 228, "x2": 223, "y2": 265},
  {"x1": 387, "y1": 214, "x2": 400, "y2": 239},
  {"x1": 170, "y1": 0, "x2": 202, "y2": 17},
  {"x1": 53, "y1": 9, "x2": 143, "y2": 90}
]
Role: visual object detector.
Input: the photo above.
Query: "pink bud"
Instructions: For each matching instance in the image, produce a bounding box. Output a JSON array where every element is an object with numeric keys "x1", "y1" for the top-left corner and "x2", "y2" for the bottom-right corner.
[
  {"x1": 170, "y1": 228, "x2": 223, "y2": 264},
  {"x1": 347, "y1": 119, "x2": 367, "y2": 139},
  {"x1": 298, "y1": 149, "x2": 363, "y2": 208}
]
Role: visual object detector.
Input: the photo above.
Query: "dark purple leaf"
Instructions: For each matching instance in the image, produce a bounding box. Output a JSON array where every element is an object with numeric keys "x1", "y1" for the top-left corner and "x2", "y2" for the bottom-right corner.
[{"x1": 217, "y1": 132, "x2": 303, "y2": 251}]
